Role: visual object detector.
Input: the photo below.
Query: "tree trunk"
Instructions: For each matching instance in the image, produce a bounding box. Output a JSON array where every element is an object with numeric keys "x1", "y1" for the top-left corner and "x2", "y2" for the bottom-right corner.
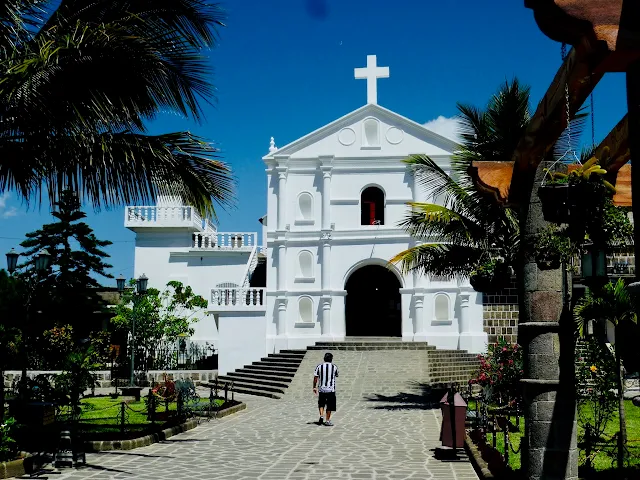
[
  {"x1": 520, "y1": 161, "x2": 578, "y2": 480},
  {"x1": 616, "y1": 345, "x2": 627, "y2": 470}
]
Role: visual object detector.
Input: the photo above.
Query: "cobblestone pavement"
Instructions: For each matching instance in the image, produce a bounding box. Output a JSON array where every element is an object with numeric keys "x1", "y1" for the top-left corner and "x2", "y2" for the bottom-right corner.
[{"x1": 52, "y1": 351, "x2": 479, "y2": 480}]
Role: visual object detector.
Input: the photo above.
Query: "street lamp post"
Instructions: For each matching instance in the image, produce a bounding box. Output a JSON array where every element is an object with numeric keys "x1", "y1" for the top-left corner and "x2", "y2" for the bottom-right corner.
[{"x1": 129, "y1": 274, "x2": 148, "y2": 387}]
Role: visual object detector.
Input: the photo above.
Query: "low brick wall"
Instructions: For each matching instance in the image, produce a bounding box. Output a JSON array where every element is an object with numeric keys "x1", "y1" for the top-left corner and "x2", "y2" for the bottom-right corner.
[{"x1": 4, "y1": 370, "x2": 218, "y2": 388}]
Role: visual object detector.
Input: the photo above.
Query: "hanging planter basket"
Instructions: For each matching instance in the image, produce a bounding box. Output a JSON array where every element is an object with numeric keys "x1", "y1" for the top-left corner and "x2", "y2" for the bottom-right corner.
[
  {"x1": 469, "y1": 273, "x2": 495, "y2": 293},
  {"x1": 538, "y1": 184, "x2": 570, "y2": 223},
  {"x1": 535, "y1": 252, "x2": 561, "y2": 271},
  {"x1": 469, "y1": 262, "x2": 511, "y2": 293}
]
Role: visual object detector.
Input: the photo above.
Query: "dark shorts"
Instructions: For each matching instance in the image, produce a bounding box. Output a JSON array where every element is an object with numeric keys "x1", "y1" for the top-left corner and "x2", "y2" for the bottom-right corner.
[{"x1": 318, "y1": 391, "x2": 337, "y2": 412}]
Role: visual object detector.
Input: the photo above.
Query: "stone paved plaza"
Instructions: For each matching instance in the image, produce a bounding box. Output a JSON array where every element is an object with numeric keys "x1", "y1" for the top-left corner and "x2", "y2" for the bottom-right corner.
[{"x1": 52, "y1": 351, "x2": 479, "y2": 480}]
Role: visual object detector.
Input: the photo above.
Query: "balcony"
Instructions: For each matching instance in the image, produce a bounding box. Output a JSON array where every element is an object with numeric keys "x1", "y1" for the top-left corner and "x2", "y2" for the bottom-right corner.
[
  {"x1": 193, "y1": 232, "x2": 258, "y2": 251},
  {"x1": 125, "y1": 206, "x2": 206, "y2": 231},
  {"x1": 210, "y1": 288, "x2": 266, "y2": 311}
]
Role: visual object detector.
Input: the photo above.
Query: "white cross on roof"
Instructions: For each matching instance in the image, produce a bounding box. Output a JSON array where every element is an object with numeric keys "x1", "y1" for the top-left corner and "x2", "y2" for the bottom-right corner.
[{"x1": 354, "y1": 55, "x2": 389, "y2": 105}]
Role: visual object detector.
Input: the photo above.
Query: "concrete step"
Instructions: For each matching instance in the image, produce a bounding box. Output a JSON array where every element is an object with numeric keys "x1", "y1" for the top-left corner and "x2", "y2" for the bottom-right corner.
[
  {"x1": 218, "y1": 379, "x2": 286, "y2": 394},
  {"x1": 252, "y1": 360, "x2": 302, "y2": 369},
  {"x1": 244, "y1": 364, "x2": 299, "y2": 373},
  {"x1": 236, "y1": 367, "x2": 296, "y2": 378},
  {"x1": 232, "y1": 386, "x2": 281, "y2": 399},
  {"x1": 218, "y1": 375, "x2": 290, "y2": 389},
  {"x1": 279, "y1": 349, "x2": 307, "y2": 355},
  {"x1": 269, "y1": 352, "x2": 306, "y2": 360},
  {"x1": 308, "y1": 345, "x2": 435, "y2": 351},
  {"x1": 226, "y1": 371, "x2": 293, "y2": 383},
  {"x1": 260, "y1": 357, "x2": 304, "y2": 365}
]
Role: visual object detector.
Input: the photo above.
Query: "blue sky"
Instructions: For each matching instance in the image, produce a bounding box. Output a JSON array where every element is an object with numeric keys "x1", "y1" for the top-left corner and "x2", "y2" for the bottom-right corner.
[{"x1": 0, "y1": 0, "x2": 629, "y2": 285}]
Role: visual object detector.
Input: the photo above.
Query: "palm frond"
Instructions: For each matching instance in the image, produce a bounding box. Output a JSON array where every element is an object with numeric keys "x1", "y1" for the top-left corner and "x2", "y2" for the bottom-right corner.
[{"x1": 390, "y1": 243, "x2": 485, "y2": 278}]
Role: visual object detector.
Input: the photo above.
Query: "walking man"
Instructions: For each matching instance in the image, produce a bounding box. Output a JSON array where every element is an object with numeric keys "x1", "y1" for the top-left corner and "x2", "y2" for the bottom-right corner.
[{"x1": 313, "y1": 352, "x2": 339, "y2": 426}]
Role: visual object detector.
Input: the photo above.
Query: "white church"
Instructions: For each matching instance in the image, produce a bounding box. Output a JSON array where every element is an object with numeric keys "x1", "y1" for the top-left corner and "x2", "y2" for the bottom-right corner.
[{"x1": 126, "y1": 56, "x2": 488, "y2": 375}]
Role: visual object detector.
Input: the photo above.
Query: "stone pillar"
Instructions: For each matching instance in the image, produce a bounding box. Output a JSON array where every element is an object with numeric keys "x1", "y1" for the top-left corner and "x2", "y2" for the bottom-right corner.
[
  {"x1": 520, "y1": 162, "x2": 577, "y2": 480},
  {"x1": 276, "y1": 166, "x2": 287, "y2": 231},
  {"x1": 320, "y1": 297, "x2": 332, "y2": 335}
]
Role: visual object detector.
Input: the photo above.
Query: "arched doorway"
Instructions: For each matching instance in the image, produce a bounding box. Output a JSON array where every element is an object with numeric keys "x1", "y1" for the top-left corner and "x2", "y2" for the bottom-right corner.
[{"x1": 345, "y1": 265, "x2": 401, "y2": 337}]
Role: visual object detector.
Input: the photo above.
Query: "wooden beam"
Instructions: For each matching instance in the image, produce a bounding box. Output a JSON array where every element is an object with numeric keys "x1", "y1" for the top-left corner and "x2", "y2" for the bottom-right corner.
[
  {"x1": 595, "y1": 114, "x2": 629, "y2": 173},
  {"x1": 507, "y1": 37, "x2": 610, "y2": 204}
]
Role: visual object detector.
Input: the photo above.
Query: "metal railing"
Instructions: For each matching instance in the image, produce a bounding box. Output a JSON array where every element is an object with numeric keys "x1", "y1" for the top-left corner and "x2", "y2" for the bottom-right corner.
[
  {"x1": 193, "y1": 232, "x2": 257, "y2": 250},
  {"x1": 210, "y1": 287, "x2": 266, "y2": 310}
]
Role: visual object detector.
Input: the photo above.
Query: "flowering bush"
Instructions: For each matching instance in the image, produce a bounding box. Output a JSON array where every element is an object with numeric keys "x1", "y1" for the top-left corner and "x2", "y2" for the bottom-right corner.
[
  {"x1": 0, "y1": 417, "x2": 17, "y2": 462},
  {"x1": 470, "y1": 337, "x2": 523, "y2": 405}
]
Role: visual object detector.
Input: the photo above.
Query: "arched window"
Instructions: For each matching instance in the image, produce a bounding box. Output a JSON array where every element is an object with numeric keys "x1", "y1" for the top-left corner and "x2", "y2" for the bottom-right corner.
[
  {"x1": 362, "y1": 118, "x2": 380, "y2": 147},
  {"x1": 298, "y1": 297, "x2": 313, "y2": 323},
  {"x1": 434, "y1": 294, "x2": 450, "y2": 322},
  {"x1": 297, "y1": 251, "x2": 314, "y2": 278},
  {"x1": 297, "y1": 192, "x2": 313, "y2": 220},
  {"x1": 361, "y1": 186, "x2": 385, "y2": 225}
]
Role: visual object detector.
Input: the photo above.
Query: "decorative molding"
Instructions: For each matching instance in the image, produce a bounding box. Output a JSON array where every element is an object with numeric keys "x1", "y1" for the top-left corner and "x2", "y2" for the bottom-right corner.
[
  {"x1": 294, "y1": 219, "x2": 315, "y2": 226},
  {"x1": 330, "y1": 198, "x2": 359, "y2": 205},
  {"x1": 386, "y1": 126, "x2": 404, "y2": 144},
  {"x1": 337, "y1": 127, "x2": 356, "y2": 146},
  {"x1": 294, "y1": 277, "x2": 315, "y2": 283},
  {"x1": 294, "y1": 322, "x2": 316, "y2": 328},
  {"x1": 320, "y1": 231, "x2": 332, "y2": 240}
]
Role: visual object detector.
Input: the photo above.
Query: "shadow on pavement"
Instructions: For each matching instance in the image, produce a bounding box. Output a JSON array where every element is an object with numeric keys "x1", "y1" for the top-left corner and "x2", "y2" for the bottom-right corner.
[{"x1": 364, "y1": 382, "x2": 446, "y2": 410}]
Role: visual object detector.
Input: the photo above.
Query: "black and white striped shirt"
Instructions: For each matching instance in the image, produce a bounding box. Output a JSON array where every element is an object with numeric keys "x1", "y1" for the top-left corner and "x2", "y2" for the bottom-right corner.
[{"x1": 314, "y1": 362, "x2": 339, "y2": 393}]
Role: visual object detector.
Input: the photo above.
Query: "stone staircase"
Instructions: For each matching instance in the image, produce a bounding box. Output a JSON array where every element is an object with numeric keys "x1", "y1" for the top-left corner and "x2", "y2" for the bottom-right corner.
[
  {"x1": 218, "y1": 338, "x2": 480, "y2": 400},
  {"x1": 215, "y1": 350, "x2": 306, "y2": 399},
  {"x1": 309, "y1": 337, "x2": 478, "y2": 387}
]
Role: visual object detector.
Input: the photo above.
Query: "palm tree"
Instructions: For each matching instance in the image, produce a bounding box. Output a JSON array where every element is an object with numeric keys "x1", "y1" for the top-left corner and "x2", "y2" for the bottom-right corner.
[
  {"x1": 390, "y1": 79, "x2": 529, "y2": 278},
  {"x1": 574, "y1": 279, "x2": 638, "y2": 469},
  {"x1": 0, "y1": 0, "x2": 234, "y2": 215}
]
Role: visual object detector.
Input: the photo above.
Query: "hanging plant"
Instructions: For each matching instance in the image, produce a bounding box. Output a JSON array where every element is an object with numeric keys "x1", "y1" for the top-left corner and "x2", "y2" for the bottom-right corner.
[
  {"x1": 539, "y1": 150, "x2": 616, "y2": 230},
  {"x1": 469, "y1": 258, "x2": 511, "y2": 293},
  {"x1": 534, "y1": 225, "x2": 575, "y2": 271}
]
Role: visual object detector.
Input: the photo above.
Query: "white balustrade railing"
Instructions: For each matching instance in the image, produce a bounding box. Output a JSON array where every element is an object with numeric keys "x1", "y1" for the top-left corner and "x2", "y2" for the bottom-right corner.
[
  {"x1": 210, "y1": 288, "x2": 266, "y2": 310},
  {"x1": 193, "y1": 232, "x2": 257, "y2": 250},
  {"x1": 125, "y1": 206, "x2": 202, "y2": 228}
]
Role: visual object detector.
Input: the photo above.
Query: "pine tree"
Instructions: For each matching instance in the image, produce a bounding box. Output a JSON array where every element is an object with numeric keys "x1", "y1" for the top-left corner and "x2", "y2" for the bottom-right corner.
[{"x1": 19, "y1": 191, "x2": 113, "y2": 335}]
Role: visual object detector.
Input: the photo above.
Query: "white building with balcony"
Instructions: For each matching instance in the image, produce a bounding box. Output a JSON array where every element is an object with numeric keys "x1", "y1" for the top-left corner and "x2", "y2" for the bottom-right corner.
[{"x1": 126, "y1": 56, "x2": 488, "y2": 375}]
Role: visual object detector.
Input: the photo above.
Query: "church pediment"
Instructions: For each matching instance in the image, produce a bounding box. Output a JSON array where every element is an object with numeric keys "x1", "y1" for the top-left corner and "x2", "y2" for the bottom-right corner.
[{"x1": 262, "y1": 104, "x2": 458, "y2": 162}]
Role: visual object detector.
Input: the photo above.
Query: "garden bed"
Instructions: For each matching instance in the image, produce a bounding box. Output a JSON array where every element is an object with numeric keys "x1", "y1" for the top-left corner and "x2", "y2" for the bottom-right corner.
[
  {"x1": 0, "y1": 453, "x2": 33, "y2": 480},
  {"x1": 65, "y1": 396, "x2": 241, "y2": 442},
  {"x1": 466, "y1": 399, "x2": 640, "y2": 479}
]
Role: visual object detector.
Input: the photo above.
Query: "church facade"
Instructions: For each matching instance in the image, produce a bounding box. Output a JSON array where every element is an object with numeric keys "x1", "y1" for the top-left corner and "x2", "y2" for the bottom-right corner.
[{"x1": 126, "y1": 56, "x2": 488, "y2": 375}]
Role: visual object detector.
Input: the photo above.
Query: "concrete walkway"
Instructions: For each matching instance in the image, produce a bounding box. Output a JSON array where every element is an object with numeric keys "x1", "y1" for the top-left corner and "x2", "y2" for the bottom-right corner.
[{"x1": 51, "y1": 351, "x2": 479, "y2": 480}]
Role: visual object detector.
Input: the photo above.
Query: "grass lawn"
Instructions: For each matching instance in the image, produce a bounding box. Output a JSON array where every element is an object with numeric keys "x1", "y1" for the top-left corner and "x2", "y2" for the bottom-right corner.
[
  {"x1": 57, "y1": 396, "x2": 226, "y2": 439},
  {"x1": 468, "y1": 400, "x2": 640, "y2": 474}
]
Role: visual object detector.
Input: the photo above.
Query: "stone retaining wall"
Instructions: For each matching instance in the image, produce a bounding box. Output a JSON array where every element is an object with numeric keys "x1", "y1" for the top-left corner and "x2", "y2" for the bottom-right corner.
[
  {"x1": 482, "y1": 280, "x2": 519, "y2": 345},
  {"x1": 3, "y1": 370, "x2": 217, "y2": 388}
]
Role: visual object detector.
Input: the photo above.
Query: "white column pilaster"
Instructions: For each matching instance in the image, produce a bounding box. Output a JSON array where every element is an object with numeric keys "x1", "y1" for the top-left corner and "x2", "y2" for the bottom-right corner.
[
  {"x1": 275, "y1": 297, "x2": 288, "y2": 352},
  {"x1": 414, "y1": 294, "x2": 425, "y2": 338},
  {"x1": 321, "y1": 297, "x2": 332, "y2": 336},
  {"x1": 277, "y1": 242, "x2": 286, "y2": 291},
  {"x1": 276, "y1": 164, "x2": 288, "y2": 231},
  {"x1": 319, "y1": 156, "x2": 333, "y2": 230}
]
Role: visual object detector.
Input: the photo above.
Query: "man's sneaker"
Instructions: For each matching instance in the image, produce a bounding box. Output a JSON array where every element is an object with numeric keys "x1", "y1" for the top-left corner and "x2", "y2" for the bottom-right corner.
[
  {"x1": 324, "y1": 420, "x2": 334, "y2": 426},
  {"x1": 318, "y1": 417, "x2": 324, "y2": 425}
]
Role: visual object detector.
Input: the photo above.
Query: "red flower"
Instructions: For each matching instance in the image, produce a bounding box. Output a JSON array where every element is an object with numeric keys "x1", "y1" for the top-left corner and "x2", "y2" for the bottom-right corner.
[
  {"x1": 502, "y1": 347, "x2": 507, "y2": 352},
  {"x1": 508, "y1": 359, "x2": 514, "y2": 365}
]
